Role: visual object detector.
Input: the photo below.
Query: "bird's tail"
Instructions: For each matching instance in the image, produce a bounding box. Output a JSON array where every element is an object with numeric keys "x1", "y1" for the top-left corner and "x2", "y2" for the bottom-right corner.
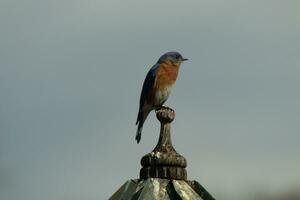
[
  {"x1": 135, "y1": 109, "x2": 150, "y2": 143},
  {"x1": 135, "y1": 122, "x2": 143, "y2": 143}
]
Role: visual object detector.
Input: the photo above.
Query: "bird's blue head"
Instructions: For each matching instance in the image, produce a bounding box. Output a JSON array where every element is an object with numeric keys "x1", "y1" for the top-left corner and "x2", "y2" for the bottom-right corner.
[{"x1": 157, "y1": 51, "x2": 188, "y2": 64}]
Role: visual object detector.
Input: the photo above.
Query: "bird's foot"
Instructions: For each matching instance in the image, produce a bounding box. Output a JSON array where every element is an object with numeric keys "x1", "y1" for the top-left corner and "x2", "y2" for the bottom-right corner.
[{"x1": 155, "y1": 105, "x2": 174, "y2": 112}]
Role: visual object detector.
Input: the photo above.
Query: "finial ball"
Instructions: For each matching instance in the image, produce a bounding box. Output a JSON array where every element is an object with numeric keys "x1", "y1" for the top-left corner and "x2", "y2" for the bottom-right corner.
[{"x1": 156, "y1": 107, "x2": 175, "y2": 123}]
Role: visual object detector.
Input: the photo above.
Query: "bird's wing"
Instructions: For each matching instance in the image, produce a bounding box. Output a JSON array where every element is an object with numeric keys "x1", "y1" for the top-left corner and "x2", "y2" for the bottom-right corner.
[
  {"x1": 136, "y1": 64, "x2": 159, "y2": 124},
  {"x1": 139, "y1": 64, "x2": 159, "y2": 106}
]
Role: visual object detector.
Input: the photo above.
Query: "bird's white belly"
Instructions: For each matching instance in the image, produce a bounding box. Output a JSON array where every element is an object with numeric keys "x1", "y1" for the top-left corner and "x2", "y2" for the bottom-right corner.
[{"x1": 155, "y1": 85, "x2": 173, "y2": 105}]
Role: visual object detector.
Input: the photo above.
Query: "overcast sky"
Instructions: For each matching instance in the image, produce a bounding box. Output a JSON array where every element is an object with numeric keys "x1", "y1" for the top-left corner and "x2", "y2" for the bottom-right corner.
[{"x1": 1, "y1": 0, "x2": 300, "y2": 199}]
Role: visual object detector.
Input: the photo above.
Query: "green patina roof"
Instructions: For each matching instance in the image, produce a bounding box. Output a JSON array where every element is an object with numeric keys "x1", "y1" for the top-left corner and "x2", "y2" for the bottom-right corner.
[{"x1": 109, "y1": 178, "x2": 215, "y2": 200}]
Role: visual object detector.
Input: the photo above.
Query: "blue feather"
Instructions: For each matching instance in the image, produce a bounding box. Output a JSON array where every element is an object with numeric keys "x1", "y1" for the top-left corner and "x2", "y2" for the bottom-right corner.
[
  {"x1": 140, "y1": 64, "x2": 158, "y2": 106},
  {"x1": 136, "y1": 64, "x2": 159, "y2": 124}
]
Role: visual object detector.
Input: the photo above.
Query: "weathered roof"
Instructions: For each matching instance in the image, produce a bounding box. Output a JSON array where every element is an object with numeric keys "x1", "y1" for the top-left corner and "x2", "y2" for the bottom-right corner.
[{"x1": 109, "y1": 178, "x2": 215, "y2": 200}]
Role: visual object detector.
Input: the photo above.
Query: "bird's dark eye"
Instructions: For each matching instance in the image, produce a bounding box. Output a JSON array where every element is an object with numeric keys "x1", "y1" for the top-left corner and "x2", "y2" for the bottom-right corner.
[{"x1": 175, "y1": 54, "x2": 180, "y2": 59}]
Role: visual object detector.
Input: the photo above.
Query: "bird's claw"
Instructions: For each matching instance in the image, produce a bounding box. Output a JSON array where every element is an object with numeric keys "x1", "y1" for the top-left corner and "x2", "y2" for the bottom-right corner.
[{"x1": 155, "y1": 106, "x2": 174, "y2": 112}]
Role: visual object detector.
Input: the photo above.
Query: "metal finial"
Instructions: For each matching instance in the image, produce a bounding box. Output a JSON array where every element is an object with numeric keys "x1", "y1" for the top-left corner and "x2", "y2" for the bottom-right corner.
[{"x1": 140, "y1": 107, "x2": 187, "y2": 180}]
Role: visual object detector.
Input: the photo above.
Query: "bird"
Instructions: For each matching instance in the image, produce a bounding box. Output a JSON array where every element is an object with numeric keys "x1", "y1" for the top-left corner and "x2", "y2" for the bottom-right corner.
[{"x1": 135, "y1": 51, "x2": 188, "y2": 143}]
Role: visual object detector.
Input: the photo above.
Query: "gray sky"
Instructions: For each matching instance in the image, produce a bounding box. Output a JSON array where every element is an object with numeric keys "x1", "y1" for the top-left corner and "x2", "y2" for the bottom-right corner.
[{"x1": 1, "y1": 0, "x2": 300, "y2": 199}]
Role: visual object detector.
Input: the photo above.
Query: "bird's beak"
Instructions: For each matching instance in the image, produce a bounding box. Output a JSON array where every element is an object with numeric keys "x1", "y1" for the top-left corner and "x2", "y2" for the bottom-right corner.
[{"x1": 182, "y1": 58, "x2": 188, "y2": 61}]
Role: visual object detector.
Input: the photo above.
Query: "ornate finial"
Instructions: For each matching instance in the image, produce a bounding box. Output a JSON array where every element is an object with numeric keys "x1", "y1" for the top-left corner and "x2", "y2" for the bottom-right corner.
[
  {"x1": 110, "y1": 108, "x2": 217, "y2": 200},
  {"x1": 140, "y1": 107, "x2": 187, "y2": 180}
]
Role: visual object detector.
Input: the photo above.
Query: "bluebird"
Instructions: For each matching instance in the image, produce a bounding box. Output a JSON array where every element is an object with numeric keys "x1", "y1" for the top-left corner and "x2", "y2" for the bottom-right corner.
[{"x1": 135, "y1": 51, "x2": 188, "y2": 143}]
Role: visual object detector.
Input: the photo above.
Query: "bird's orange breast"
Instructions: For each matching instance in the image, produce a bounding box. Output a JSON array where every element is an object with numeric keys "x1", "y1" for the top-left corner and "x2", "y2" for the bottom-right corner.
[
  {"x1": 145, "y1": 60, "x2": 181, "y2": 105},
  {"x1": 155, "y1": 60, "x2": 180, "y2": 88}
]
